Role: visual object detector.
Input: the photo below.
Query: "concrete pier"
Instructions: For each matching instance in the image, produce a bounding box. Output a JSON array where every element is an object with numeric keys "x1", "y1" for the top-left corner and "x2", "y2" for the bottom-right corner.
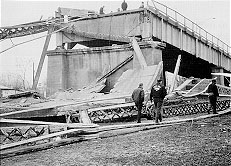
[{"x1": 46, "y1": 42, "x2": 163, "y2": 96}]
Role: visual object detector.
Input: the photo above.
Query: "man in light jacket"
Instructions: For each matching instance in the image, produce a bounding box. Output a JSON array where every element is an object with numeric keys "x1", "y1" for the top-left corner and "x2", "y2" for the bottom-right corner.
[{"x1": 150, "y1": 79, "x2": 167, "y2": 124}]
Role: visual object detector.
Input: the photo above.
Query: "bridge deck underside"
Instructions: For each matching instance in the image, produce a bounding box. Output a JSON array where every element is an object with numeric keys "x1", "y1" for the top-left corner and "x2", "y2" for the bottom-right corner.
[{"x1": 61, "y1": 8, "x2": 230, "y2": 72}]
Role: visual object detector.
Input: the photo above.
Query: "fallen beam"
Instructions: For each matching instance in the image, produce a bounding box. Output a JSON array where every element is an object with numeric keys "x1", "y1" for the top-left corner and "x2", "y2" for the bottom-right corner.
[
  {"x1": 131, "y1": 37, "x2": 147, "y2": 69},
  {"x1": 0, "y1": 118, "x2": 98, "y2": 128},
  {"x1": 96, "y1": 55, "x2": 133, "y2": 83},
  {"x1": 0, "y1": 134, "x2": 98, "y2": 159},
  {"x1": 32, "y1": 26, "x2": 54, "y2": 90},
  {"x1": 0, "y1": 94, "x2": 132, "y2": 119}
]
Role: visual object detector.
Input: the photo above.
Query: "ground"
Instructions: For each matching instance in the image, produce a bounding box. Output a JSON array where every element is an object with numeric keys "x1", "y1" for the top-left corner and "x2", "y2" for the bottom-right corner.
[{"x1": 1, "y1": 113, "x2": 231, "y2": 166}]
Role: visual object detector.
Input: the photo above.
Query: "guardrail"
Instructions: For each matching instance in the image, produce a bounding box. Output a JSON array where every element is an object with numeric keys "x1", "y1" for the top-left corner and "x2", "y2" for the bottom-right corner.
[{"x1": 150, "y1": 0, "x2": 230, "y2": 56}]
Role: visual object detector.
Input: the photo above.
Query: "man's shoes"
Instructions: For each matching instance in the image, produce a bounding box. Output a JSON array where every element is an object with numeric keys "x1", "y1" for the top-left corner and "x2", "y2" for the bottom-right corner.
[
  {"x1": 137, "y1": 121, "x2": 141, "y2": 123},
  {"x1": 213, "y1": 112, "x2": 218, "y2": 114}
]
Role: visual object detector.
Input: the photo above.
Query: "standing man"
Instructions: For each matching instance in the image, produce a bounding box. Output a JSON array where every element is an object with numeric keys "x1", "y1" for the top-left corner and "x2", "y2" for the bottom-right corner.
[
  {"x1": 139, "y1": 2, "x2": 144, "y2": 8},
  {"x1": 132, "y1": 83, "x2": 145, "y2": 123},
  {"x1": 207, "y1": 79, "x2": 219, "y2": 114},
  {"x1": 150, "y1": 79, "x2": 167, "y2": 124},
  {"x1": 99, "y1": 6, "x2": 105, "y2": 14},
  {"x1": 121, "y1": 0, "x2": 128, "y2": 11}
]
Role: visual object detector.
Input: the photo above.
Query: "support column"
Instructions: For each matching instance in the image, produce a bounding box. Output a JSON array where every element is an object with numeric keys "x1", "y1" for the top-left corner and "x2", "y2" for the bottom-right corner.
[
  {"x1": 180, "y1": 29, "x2": 183, "y2": 50},
  {"x1": 211, "y1": 67, "x2": 225, "y2": 85},
  {"x1": 161, "y1": 17, "x2": 164, "y2": 42},
  {"x1": 56, "y1": 32, "x2": 65, "y2": 49},
  {"x1": 46, "y1": 50, "x2": 68, "y2": 96},
  {"x1": 32, "y1": 26, "x2": 54, "y2": 90},
  {"x1": 141, "y1": 9, "x2": 152, "y2": 40}
]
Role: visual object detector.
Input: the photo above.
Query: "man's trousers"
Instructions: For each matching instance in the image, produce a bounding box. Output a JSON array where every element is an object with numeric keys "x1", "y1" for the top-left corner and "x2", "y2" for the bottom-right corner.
[{"x1": 153, "y1": 98, "x2": 163, "y2": 123}]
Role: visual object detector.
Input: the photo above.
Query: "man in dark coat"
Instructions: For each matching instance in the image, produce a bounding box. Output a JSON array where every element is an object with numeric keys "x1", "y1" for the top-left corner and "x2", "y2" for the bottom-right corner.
[
  {"x1": 207, "y1": 79, "x2": 219, "y2": 114},
  {"x1": 132, "y1": 83, "x2": 144, "y2": 123},
  {"x1": 121, "y1": 0, "x2": 128, "y2": 11},
  {"x1": 99, "y1": 6, "x2": 105, "y2": 14},
  {"x1": 150, "y1": 79, "x2": 167, "y2": 124},
  {"x1": 139, "y1": 2, "x2": 144, "y2": 8}
]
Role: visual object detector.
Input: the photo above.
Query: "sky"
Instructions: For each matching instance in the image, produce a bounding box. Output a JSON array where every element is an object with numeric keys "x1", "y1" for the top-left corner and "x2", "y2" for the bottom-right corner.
[{"x1": 0, "y1": 0, "x2": 230, "y2": 88}]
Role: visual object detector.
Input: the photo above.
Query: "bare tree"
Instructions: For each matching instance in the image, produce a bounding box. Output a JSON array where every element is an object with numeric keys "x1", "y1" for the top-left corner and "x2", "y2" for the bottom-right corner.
[{"x1": 0, "y1": 73, "x2": 29, "y2": 90}]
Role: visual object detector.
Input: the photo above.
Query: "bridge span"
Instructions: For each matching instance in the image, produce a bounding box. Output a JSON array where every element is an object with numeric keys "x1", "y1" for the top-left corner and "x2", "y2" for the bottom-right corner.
[{"x1": 56, "y1": 4, "x2": 230, "y2": 73}]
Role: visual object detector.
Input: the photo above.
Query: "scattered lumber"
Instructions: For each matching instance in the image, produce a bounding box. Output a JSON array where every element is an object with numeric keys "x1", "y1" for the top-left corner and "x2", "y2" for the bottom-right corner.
[{"x1": 0, "y1": 94, "x2": 132, "y2": 119}]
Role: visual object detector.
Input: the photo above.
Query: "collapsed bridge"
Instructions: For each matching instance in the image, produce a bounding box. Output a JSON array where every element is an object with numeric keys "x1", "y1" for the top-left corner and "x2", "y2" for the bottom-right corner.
[{"x1": 0, "y1": 1, "x2": 231, "y2": 158}]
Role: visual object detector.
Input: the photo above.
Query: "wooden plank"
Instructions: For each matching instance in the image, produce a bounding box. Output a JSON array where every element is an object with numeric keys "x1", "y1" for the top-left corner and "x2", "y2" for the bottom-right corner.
[
  {"x1": 0, "y1": 137, "x2": 81, "y2": 159},
  {"x1": 131, "y1": 37, "x2": 147, "y2": 69},
  {"x1": 0, "y1": 136, "x2": 98, "y2": 159},
  {"x1": 0, "y1": 106, "x2": 58, "y2": 118},
  {"x1": 0, "y1": 118, "x2": 99, "y2": 128}
]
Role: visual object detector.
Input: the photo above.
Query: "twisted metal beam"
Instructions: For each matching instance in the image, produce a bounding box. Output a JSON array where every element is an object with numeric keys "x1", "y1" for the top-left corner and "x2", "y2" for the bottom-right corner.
[
  {"x1": 0, "y1": 21, "x2": 50, "y2": 40},
  {"x1": 0, "y1": 18, "x2": 64, "y2": 40}
]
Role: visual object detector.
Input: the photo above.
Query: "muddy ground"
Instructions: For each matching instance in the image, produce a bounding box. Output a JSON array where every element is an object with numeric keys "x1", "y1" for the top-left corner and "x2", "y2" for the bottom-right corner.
[{"x1": 1, "y1": 113, "x2": 231, "y2": 166}]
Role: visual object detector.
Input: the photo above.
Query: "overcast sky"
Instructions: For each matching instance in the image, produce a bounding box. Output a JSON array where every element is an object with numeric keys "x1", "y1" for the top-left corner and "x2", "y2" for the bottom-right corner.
[{"x1": 0, "y1": 0, "x2": 230, "y2": 87}]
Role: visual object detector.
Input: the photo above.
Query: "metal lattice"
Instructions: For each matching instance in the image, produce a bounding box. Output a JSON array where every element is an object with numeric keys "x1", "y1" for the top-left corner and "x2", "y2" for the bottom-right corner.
[
  {"x1": 89, "y1": 99, "x2": 230, "y2": 122},
  {"x1": 217, "y1": 85, "x2": 231, "y2": 96},
  {"x1": 0, "y1": 126, "x2": 48, "y2": 145}
]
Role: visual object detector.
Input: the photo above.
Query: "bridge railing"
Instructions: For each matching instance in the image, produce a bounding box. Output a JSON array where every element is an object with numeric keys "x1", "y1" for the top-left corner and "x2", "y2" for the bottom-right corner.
[{"x1": 150, "y1": 0, "x2": 230, "y2": 56}]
